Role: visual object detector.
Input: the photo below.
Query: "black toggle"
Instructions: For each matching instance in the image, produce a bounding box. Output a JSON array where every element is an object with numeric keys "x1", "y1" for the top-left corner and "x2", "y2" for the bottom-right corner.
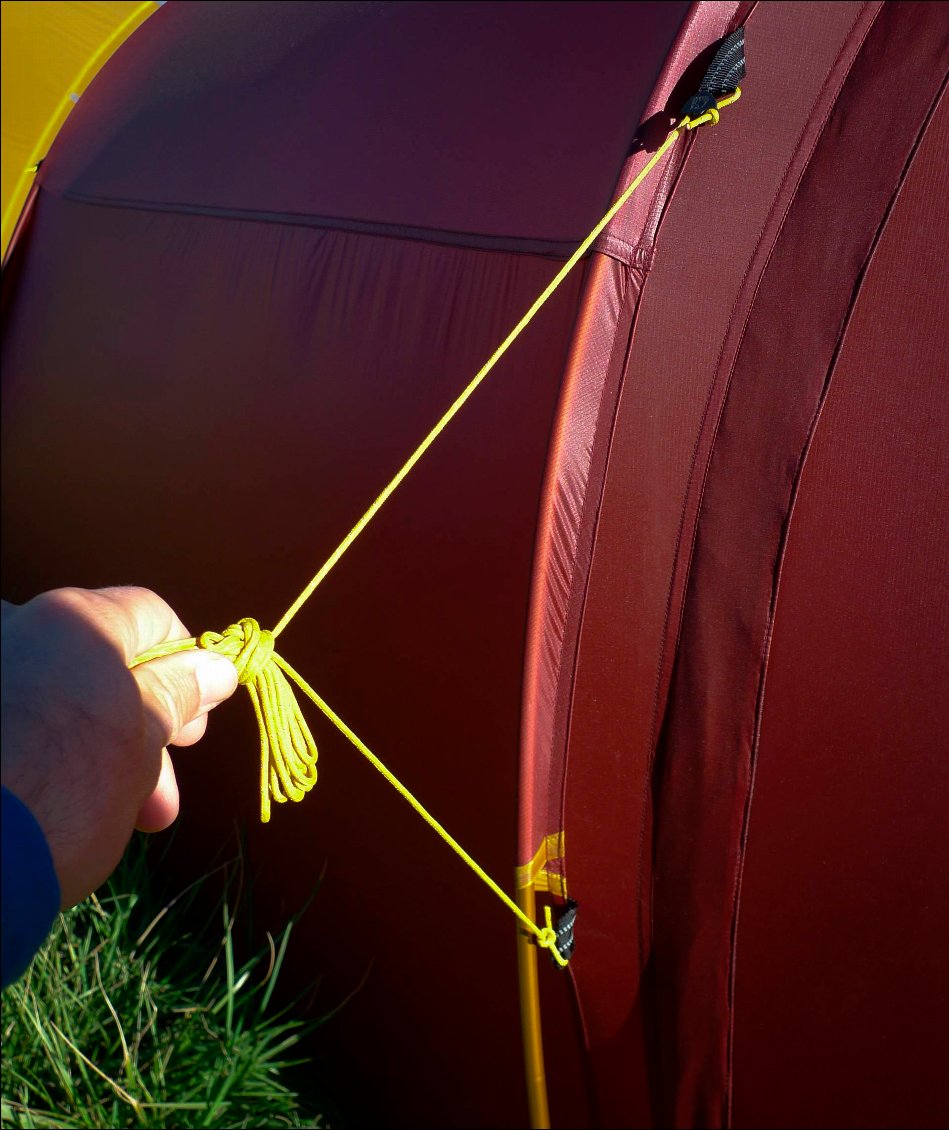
[{"x1": 550, "y1": 899, "x2": 578, "y2": 968}]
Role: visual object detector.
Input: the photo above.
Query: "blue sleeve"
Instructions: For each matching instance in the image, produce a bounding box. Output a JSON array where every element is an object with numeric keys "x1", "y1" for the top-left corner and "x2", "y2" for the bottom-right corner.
[{"x1": 1, "y1": 786, "x2": 61, "y2": 989}]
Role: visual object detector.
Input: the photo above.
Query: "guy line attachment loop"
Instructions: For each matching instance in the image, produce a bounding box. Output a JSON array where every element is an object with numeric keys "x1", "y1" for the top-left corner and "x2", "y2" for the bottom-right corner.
[{"x1": 129, "y1": 84, "x2": 742, "y2": 964}]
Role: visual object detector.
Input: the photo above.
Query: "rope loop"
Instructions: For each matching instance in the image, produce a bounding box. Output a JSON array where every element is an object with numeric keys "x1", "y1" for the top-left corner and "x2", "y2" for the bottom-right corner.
[
  {"x1": 682, "y1": 86, "x2": 740, "y2": 131},
  {"x1": 534, "y1": 907, "x2": 569, "y2": 969},
  {"x1": 536, "y1": 927, "x2": 559, "y2": 952}
]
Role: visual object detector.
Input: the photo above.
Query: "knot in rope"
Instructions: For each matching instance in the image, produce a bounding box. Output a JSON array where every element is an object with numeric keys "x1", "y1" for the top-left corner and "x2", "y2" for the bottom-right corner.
[
  {"x1": 199, "y1": 617, "x2": 273, "y2": 684},
  {"x1": 534, "y1": 906, "x2": 570, "y2": 969},
  {"x1": 197, "y1": 618, "x2": 318, "y2": 823},
  {"x1": 537, "y1": 927, "x2": 560, "y2": 953}
]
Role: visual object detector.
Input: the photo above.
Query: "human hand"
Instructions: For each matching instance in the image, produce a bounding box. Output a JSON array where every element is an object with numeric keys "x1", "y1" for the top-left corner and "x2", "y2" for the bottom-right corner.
[{"x1": 0, "y1": 587, "x2": 238, "y2": 909}]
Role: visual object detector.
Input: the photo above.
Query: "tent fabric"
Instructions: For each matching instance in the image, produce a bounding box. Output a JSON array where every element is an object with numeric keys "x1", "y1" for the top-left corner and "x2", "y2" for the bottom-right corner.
[
  {"x1": 2, "y1": 2, "x2": 948, "y2": 1128},
  {"x1": 519, "y1": 0, "x2": 747, "y2": 906},
  {"x1": 535, "y1": 2, "x2": 931, "y2": 1124},
  {"x1": 733, "y1": 82, "x2": 949, "y2": 1130},
  {"x1": 38, "y1": 0, "x2": 691, "y2": 253},
  {"x1": 1, "y1": 186, "x2": 589, "y2": 1129},
  {"x1": 531, "y1": 2, "x2": 948, "y2": 1125},
  {"x1": 649, "y1": 7, "x2": 948, "y2": 1125},
  {"x1": 0, "y1": 0, "x2": 160, "y2": 259}
]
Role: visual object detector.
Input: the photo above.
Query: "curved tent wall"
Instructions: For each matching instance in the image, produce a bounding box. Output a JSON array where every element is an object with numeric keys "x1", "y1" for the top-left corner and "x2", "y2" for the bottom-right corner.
[
  {"x1": 2, "y1": 3, "x2": 947, "y2": 1128},
  {"x1": 527, "y1": 4, "x2": 949, "y2": 1127}
]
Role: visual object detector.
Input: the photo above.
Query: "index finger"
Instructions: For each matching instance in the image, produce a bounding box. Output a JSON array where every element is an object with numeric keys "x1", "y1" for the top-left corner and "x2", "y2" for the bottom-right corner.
[{"x1": 92, "y1": 586, "x2": 194, "y2": 663}]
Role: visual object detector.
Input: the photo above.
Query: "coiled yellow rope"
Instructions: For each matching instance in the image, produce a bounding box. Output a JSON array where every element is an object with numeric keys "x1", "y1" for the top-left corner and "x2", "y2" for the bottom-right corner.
[
  {"x1": 131, "y1": 89, "x2": 740, "y2": 965},
  {"x1": 134, "y1": 618, "x2": 317, "y2": 822}
]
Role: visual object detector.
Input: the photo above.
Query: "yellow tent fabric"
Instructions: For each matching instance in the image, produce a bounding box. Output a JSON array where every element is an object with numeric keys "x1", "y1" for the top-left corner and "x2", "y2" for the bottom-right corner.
[{"x1": 1, "y1": 0, "x2": 160, "y2": 259}]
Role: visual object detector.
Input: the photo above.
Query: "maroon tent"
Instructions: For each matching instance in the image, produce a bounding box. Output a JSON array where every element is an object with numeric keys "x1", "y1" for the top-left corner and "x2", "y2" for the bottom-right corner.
[{"x1": 3, "y1": 3, "x2": 947, "y2": 1127}]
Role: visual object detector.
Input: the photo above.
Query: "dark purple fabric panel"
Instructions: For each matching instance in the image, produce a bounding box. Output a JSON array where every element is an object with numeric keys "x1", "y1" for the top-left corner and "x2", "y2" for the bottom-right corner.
[
  {"x1": 650, "y1": 5, "x2": 949, "y2": 1126},
  {"x1": 1, "y1": 194, "x2": 584, "y2": 1127},
  {"x1": 732, "y1": 86, "x2": 949, "y2": 1130},
  {"x1": 40, "y1": 1, "x2": 689, "y2": 252},
  {"x1": 549, "y1": 2, "x2": 874, "y2": 1125}
]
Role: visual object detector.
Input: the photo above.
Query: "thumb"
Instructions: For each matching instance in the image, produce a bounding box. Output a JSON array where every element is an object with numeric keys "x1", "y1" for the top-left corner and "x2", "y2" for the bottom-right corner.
[{"x1": 131, "y1": 649, "x2": 239, "y2": 747}]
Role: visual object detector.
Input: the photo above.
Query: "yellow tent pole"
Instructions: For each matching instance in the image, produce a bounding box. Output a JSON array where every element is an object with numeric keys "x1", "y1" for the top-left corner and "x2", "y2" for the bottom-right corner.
[
  {"x1": 517, "y1": 883, "x2": 551, "y2": 1129},
  {"x1": 1, "y1": 1, "x2": 158, "y2": 258}
]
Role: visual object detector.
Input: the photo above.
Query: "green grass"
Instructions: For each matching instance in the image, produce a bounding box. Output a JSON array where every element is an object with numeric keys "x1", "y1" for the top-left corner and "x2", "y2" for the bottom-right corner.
[{"x1": 1, "y1": 838, "x2": 333, "y2": 1129}]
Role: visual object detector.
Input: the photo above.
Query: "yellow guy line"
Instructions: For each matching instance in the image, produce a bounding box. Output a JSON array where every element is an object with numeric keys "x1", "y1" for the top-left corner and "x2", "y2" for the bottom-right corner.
[{"x1": 273, "y1": 96, "x2": 739, "y2": 637}]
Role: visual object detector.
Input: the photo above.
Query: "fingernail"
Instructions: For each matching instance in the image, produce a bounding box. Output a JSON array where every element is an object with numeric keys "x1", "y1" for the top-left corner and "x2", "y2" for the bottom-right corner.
[{"x1": 196, "y1": 652, "x2": 239, "y2": 706}]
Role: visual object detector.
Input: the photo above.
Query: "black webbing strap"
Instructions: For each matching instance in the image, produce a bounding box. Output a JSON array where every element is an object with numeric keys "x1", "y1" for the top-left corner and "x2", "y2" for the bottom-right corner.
[{"x1": 681, "y1": 27, "x2": 747, "y2": 119}]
